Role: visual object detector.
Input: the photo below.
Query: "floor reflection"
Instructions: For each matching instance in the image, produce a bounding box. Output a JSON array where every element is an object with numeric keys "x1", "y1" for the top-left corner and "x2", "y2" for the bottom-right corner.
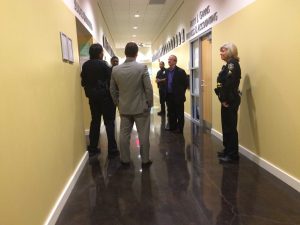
[
  {"x1": 216, "y1": 164, "x2": 239, "y2": 225},
  {"x1": 57, "y1": 104, "x2": 300, "y2": 225}
]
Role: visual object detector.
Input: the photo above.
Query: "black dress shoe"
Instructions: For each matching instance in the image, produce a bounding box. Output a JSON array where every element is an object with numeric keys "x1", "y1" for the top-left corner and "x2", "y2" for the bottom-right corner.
[
  {"x1": 88, "y1": 147, "x2": 100, "y2": 157},
  {"x1": 88, "y1": 151, "x2": 97, "y2": 157},
  {"x1": 108, "y1": 150, "x2": 120, "y2": 159},
  {"x1": 165, "y1": 127, "x2": 176, "y2": 131},
  {"x1": 141, "y1": 160, "x2": 152, "y2": 169},
  {"x1": 219, "y1": 156, "x2": 239, "y2": 163},
  {"x1": 157, "y1": 111, "x2": 165, "y2": 116},
  {"x1": 217, "y1": 151, "x2": 226, "y2": 157},
  {"x1": 120, "y1": 161, "x2": 130, "y2": 168},
  {"x1": 173, "y1": 129, "x2": 183, "y2": 134}
]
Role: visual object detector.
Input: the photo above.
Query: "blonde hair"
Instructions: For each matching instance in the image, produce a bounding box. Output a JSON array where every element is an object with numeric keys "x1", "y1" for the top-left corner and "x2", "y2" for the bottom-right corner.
[{"x1": 220, "y1": 43, "x2": 240, "y2": 61}]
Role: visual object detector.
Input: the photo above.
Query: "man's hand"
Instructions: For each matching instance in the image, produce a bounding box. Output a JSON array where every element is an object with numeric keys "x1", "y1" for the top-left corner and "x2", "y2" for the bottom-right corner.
[{"x1": 222, "y1": 102, "x2": 229, "y2": 107}]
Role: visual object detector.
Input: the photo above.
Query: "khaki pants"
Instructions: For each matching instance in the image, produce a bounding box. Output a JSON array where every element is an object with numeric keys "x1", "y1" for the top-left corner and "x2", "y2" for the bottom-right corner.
[{"x1": 119, "y1": 112, "x2": 150, "y2": 163}]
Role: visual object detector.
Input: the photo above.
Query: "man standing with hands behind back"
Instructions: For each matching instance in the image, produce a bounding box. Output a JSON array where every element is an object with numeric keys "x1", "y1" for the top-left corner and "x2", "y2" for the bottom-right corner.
[
  {"x1": 165, "y1": 55, "x2": 188, "y2": 134},
  {"x1": 110, "y1": 42, "x2": 153, "y2": 168},
  {"x1": 156, "y1": 61, "x2": 167, "y2": 116}
]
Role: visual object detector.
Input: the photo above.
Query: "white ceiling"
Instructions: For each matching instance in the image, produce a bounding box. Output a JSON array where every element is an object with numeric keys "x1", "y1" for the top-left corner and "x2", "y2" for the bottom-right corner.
[{"x1": 97, "y1": 0, "x2": 183, "y2": 49}]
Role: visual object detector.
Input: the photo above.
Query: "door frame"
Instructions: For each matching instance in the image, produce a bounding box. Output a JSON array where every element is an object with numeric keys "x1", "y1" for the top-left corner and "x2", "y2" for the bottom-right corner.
[{"x1": 189, "y1": 29, "x2": 212, "y2": 128}]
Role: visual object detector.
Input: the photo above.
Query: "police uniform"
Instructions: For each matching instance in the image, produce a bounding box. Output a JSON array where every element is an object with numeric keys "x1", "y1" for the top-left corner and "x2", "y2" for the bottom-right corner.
[
  {"x1": 215, "y1": 58, "x2": 241, "y2": 160},
  {"x1": 156, "y1": 68, "x2": 167, "y2": 114}
]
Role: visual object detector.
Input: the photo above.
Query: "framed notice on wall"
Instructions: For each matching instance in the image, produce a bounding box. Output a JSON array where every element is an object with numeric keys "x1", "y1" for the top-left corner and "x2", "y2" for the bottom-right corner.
[
  {"x1": 60, "y1": 32, "x2": 69, "y2": 61},
  {"x1": 60, "y1": 32, "x2": 74, "y2": 63},
  {"x1": 67, "y1": 37, "x2": 74, "y2": 63}
]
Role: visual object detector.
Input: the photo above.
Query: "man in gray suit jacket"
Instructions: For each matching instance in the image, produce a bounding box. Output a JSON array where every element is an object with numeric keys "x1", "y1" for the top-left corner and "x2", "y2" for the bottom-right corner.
[{"x1": 110, "y1": 42, "x2": 153, "y2": 168}]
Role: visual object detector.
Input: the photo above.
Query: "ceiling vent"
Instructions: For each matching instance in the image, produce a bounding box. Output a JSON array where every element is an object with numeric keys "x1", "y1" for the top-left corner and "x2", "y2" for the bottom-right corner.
[{"x1": 149, "y1": 0, "x2": 166, "y2": 4}]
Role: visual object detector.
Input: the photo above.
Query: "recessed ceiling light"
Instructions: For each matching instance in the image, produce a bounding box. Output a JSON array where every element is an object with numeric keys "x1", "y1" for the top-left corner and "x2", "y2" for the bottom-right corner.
[
  {"x1": 134, "y1": 14, "x2": 140, "y2": 18},
  {"x1": 133, "y1": 26, "x2": 138, "y2": 29},
  {"x1": 132, "y1": 34, "x2": 137, "y2": 37}
]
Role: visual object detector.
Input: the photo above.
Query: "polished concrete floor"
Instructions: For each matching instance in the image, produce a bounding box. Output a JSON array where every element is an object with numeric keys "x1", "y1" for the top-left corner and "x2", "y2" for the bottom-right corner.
[{"x1": 56, "y1": 105, "x2": 300, "y2": 225}]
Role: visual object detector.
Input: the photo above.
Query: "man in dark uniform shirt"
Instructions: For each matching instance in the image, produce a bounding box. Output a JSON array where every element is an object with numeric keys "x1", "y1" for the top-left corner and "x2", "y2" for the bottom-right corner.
[
  {"x1": 156, "y1": 61, "x2": 167, "y2": 116},
  {"x1": 110, "y1": 55, "x2": 119, "y2": 67},
  {"x1": 81, "y1": 43, "x2": 119, "y2": 157}
]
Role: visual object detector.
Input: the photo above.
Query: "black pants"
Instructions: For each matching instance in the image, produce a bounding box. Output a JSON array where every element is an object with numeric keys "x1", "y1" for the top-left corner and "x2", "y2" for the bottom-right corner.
[
  {"x1": 166, "y1": 93, "x2": 184, "y2": 131},
  {"x1": 159, "y1": 88, "x2": 166, "y2": 113},
  {"x1": 221, "y1": 97, "x2": 241, "y2": 158},
  {"x1": 88, "y1": 96, "x2": 117, "y2": 152}
]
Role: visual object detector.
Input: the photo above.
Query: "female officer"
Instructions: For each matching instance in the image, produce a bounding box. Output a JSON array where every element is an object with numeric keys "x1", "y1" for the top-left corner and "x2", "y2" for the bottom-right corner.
[{"x1": 215, "y1": 43, "x2": 241, "y2": 163}]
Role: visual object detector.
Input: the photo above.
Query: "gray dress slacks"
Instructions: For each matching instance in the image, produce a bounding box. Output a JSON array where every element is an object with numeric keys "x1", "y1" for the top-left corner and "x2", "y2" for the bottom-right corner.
[{"x1": 119, "y1": 111, "x2": 150, "y2": 163}]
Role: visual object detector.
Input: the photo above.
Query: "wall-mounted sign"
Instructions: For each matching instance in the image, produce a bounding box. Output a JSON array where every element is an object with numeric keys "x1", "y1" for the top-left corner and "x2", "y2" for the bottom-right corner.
[
  {"x1": 186, "y1": 5, "x2": 218, "y2": 40},
  {"x1": 60, "y1": 32, "x2": 74, "y2": 63},
  {"x1": 152, "y1": 28, "x2": 185, "y2": 61},
  {"x1": 185, "y1": 0, "x2": 255, "y2": 41},
  {"x1": 103, "y1": 36, "x2": 115, "y2": 57},
  {"x1": 152, "y1": 0, "x2": 255, "y2": 61},
  {"x1": 74, "y1": 0, "x2": 93, "y2": 31}
]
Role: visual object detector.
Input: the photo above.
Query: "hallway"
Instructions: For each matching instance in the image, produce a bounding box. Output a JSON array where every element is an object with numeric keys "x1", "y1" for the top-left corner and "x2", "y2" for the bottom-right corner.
[{"x1": 56, "y1": 105, "x2": 300, "y2": 225}]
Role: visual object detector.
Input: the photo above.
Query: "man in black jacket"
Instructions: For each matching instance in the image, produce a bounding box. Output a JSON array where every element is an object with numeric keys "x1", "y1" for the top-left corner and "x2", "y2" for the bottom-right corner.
[
  {"x1": 81, "y1": 43, "x2": 119, "y2": 157},
  {"x1": 165, "y1": 55, "x2": 188, "y2": 134}
]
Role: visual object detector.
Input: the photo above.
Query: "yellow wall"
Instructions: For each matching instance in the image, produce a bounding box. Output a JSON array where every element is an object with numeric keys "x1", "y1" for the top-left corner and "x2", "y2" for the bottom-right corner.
[
  {"x1": 151, "y1": 61, "x2": 161, "y2": 96},
  {"x1": 0, "y1": 1, "x2": 86, "y2": 224},
  {"x1": 152, "y1": 0, "x2": 300, "y2": 181},
  {"x1": 212, "y1": 0, "x2": 300, "y2": 179}
]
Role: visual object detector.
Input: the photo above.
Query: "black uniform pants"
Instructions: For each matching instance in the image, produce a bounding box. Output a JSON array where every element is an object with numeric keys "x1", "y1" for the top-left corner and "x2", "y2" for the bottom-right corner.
[
  {"x1": 88, "y1": 96, "x2": 117, "y2": 152},
  {"x1": 221, "y1": 97, "x2": 241, "y2": 158},
  {"x1": 166, "y1": 93, "x2": 184, "y2": 131},
  {"x1": 159, "y1": 88, "x2": 166, "y2": 113}
]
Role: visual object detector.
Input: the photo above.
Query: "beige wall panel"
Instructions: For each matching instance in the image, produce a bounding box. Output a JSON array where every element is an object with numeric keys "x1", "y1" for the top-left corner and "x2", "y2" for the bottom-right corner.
[
  {"x1": 152, "y1": 60, "x2": 161, "y2": 96},
  {"x1": 212, "y1": 0, "x2": 300, "y2": 179},
  {"x1": 0, "y1": 1, "x2": 86, "y2": 224}
]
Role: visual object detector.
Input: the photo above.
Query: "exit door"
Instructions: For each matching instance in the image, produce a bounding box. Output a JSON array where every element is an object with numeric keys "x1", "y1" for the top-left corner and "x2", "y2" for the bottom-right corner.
[
  {"x1": 190, "y1": 33, "x2": 212, "y2": 128},
  {"x1": 200, "y1": 34, "x2": 212, "y2": 128}
]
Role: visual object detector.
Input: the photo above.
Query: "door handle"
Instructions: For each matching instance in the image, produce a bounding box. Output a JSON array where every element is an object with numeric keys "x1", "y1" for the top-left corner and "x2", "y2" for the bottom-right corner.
[{"x1": 201, "y1": 80, "x2": 206, "y2": 87}]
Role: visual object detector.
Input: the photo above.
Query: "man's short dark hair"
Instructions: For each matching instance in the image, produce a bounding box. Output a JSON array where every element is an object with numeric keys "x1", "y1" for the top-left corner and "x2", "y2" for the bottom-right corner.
[
  {"x1": 89, "y1": 43, "x2": 103, "y2": 59},
  {"x1": 125, "y1": 42, "x2": 138, "y2": 57},
  {"x1": 111, "y1": 56, "x2": 119, "y2": 62}
]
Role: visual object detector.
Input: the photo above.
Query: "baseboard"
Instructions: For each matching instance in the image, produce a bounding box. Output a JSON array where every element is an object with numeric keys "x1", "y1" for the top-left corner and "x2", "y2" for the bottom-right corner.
[
  {"x1": 211, "y1": 128, "x2": 223, "y2": 140},
  {"x1": 211, "y1": 128, "x2": 300, "y2": 193},
  {"x1": 44, "y1": 151, "x2": 88, "y2": 225},
  {"x1": 184, "y1": 112, "x2": 192, "y2": 120}
]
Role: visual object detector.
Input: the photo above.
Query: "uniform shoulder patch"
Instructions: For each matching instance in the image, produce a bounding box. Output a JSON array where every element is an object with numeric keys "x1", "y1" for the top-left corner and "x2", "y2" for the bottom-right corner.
[{"x1": 228, "y1": 63, "x2": 234, "y2": 71}]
